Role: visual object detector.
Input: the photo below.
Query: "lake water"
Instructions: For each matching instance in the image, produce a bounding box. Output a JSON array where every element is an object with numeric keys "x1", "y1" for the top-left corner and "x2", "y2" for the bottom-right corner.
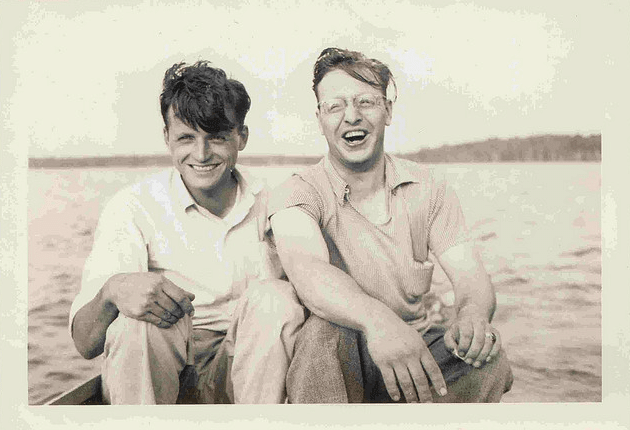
[{"x1": 27, "y1": 162, "x2": 601, "y2": 404}]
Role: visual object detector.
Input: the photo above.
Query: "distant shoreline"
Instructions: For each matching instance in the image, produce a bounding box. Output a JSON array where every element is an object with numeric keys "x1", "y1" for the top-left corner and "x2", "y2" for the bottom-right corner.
[{"x1": 29, "y1": 133, "x2": 601, "y2": 169}]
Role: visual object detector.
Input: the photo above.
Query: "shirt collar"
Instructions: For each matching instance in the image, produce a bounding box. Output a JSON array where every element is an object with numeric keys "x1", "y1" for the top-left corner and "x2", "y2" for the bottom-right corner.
[
  {"x1": 170, "y1": 166, "x2": 265, "y2": 216},
  {"x1": 323, "y1": 154, "x2": 419, "y2": 205}
]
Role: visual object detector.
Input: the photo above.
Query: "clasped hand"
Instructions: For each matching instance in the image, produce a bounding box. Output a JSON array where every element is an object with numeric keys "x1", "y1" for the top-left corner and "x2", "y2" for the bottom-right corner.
[
  {"x1": 106, "y1": 272, "x2": 195, "y2": 328},
  {"x1": 443, "y1": 311, "x2": 502, "y2": 368}
]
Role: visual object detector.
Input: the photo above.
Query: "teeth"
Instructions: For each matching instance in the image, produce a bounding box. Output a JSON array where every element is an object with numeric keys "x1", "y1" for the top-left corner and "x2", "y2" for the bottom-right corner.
[
  {"x1": 191, "y1": 164, "x2": 218, "y2": 172},
  {"x1": 343, "y1": 130, "x2": 366, "y2": 139}
]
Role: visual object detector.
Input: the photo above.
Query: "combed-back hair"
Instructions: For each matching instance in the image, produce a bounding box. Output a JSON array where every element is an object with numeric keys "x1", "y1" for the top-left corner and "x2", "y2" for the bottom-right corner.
[
  {"x1": 312, "y1": 47, "x2": 397, "y2": 102},
  {"x1": 160, "y1": 61, "x2": 251, "y2": 134}
]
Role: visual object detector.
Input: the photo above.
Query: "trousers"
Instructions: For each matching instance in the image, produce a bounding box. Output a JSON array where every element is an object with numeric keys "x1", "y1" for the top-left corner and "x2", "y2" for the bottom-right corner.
[
  {"x1": 287, "y1": 314, "x2": 513, "y2": 403},
  {"x1": 101, "y1": 279, "x2": 305, "y2": 404}
]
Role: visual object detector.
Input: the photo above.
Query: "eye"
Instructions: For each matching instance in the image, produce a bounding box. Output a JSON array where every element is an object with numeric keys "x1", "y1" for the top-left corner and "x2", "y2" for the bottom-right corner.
[
  {"x1": 177, "y1": 134, "x2": 195, "y2": 142},
  {"x1": 356, "y1": 94, "x2": 376, "y2": 108},
  {"x1": 324, "y1": 99, "x2": 345, "y2": 113}
]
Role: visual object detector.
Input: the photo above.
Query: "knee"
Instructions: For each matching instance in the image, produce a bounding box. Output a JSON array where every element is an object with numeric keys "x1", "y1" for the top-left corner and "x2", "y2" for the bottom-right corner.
[
  {"x1": 242, "y1": 279, "x2": 305, "y2": 325},
  {"x1": 491, "y1": 349, "x2": 514, "y2": 393},
  {"x1": 104, "y1": 313, "x2": 191, "y2": 351},
  {"x1": 294, "y1": 314, "x2": 354, "y2": 355}
]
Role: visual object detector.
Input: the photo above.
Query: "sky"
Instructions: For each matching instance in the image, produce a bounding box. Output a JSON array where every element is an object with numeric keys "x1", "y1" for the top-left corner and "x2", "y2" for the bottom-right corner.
[{"x1": 3, "y1": 1, "x2": 611, "y2": 158}]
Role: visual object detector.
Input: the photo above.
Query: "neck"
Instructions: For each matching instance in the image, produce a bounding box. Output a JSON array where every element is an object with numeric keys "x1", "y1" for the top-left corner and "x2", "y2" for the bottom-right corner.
[
  {"x1": 330, "y1": 154, "x2": 386, "y2": 197},
  {"x1": 189, "y1": 172, "x2": 239, "y2": 218}
]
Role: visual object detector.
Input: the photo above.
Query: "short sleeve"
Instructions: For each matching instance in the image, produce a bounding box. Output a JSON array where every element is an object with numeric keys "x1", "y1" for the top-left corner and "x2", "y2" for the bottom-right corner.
[
  {"x1": 267, "y1": 174, "x2": 325, "y2": 225},
  {"x1": 68, "y1": 191, "x2": 148, "y2": 337},
  {"x1": 427, "y1": 174, "x2": 470, "y2": 256}
]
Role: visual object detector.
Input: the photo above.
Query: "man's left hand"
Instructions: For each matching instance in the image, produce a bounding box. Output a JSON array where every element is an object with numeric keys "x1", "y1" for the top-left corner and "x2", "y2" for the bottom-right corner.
[{"x1": 443, "y1": 311, "x2": 502, "y2": 368}]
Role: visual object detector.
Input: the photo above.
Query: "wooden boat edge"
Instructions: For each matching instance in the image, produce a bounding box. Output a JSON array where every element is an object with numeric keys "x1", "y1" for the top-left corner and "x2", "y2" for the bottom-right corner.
[{"x1": 47, "y1": 374, "x2": 103, "y2": 405}]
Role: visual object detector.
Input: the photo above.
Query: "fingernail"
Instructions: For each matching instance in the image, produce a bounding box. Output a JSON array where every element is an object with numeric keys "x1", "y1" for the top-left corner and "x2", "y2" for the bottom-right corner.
[
  {"x1": 439, "y1": 388, "x2": 448, "y2": 396},
  {"x1": 392, "y1": 395, "x2": 400, "y2": 401},
  {"x1": 465, "y1": 358, "x2": 473, "y2": 365},
  {"x1": 486, "y1": 356, "x2": 492, "y2": 362},
  {"x1": 473, "y1": 361, "x2": 481, "y2": 368}
]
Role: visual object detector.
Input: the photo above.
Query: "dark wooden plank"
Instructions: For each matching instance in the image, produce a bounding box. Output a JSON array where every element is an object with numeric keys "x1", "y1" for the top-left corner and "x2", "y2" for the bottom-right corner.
[{"x1": 47, "y1": 375, "x2": 103, "y2": 405}]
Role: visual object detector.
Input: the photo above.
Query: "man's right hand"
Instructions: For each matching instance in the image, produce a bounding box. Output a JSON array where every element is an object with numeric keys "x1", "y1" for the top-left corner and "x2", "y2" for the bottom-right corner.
[
  {"x1": 104, "y1": 272, "x2": 195, "y2": 328},
  {"x1": 364, "y1": 314, "x2": 447, "y2": 403}
]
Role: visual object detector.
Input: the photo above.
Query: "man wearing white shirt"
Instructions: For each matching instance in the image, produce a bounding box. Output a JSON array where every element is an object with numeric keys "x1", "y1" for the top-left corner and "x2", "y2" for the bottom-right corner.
[{"x1": 70, "y1": 61, "x2": 304, "y2": 404}]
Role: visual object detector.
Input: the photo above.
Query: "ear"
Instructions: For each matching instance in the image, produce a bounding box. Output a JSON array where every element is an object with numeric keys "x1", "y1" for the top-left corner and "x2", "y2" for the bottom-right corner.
[
  {"x1": 316, "y1": 110, "x2": 325, "y2": 135},
  {"x1": 384, "y1": 99, "x2": 393, "y2": 126},
  {"x1": 237, "y1": 125, "x2": 249, "y2": 151},
  {"x1": 163, "y1": 126, "x2": 169, "y2": 146}
]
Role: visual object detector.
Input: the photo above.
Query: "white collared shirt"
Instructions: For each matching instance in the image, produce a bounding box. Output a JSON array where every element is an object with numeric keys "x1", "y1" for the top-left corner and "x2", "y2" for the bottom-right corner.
[{"x1": 70, "y1": 166, "x2": 282, "y2": 333}]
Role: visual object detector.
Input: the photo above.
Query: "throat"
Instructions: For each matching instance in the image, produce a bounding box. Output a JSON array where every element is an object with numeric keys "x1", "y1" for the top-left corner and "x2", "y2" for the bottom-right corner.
[
  {"x1": 191, "y1": 174, "x2": 239, "y2": 218},
  {"x1": 349, "y1": 186, "x2": 390, "y2": 225}
]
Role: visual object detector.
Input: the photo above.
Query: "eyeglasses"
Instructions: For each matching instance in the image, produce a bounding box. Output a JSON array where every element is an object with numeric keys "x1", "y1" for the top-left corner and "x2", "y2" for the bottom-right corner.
[{"x1": 317, "y1": 93, "x2": 387, "y2": 115}]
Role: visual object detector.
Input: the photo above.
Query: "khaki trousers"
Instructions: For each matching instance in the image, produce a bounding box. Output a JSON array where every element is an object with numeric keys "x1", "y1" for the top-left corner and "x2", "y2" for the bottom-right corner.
[{"x1": 101, "y1": 279, "x2": 305, "y2": 404}]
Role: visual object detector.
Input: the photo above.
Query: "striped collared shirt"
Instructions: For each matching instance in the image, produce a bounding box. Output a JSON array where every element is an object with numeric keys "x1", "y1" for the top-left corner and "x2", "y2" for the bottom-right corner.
[{"x1": 269, "y1": 154, "x2": 469, "y2": 332}]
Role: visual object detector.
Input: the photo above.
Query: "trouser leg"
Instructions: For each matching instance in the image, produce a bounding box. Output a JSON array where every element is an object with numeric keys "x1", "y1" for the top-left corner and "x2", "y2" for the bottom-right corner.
[
  {"x1": 286, "y1": 313, "x2": 365, "y2": 403},
  {"x1": 287, "y1": 315, "x2": 513, "y2": 403},
  {"x1": 101, "y1": 313, "x2": 193, "y2": 404},
  {"x1": 224, "y1": 279, "x2": 306, "y2": 404}
]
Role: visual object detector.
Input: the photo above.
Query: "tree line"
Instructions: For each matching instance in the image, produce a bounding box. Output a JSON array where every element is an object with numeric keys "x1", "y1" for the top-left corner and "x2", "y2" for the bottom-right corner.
[{"x1": 29, "y1": 134, "x2": 600, "y2": 168}]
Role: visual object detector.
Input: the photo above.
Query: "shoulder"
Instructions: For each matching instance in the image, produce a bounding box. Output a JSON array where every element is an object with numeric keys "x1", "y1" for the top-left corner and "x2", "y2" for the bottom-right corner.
[
  {"x1": 102, "y1": 168, "x2": 174, "y2": 216},
  {"x1": 273, "y1": 159, "x2": 326, "y2": 195},
  {"x1": 388, "y1": 155, "x2": 447, "y2": 189}
]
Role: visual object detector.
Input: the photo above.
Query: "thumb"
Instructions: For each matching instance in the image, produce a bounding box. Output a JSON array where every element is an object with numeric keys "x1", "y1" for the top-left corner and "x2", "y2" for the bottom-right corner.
[{"x1": 443, "y1": 325, "x2": 459, "y2": 354}]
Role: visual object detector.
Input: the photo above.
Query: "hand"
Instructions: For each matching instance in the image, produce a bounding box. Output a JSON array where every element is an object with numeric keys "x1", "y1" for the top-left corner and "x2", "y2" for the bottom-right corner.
[
  {"x1": 105, "y1": 272, "x2": 195, "y2": 328},
  {"x1": 443, "y1": 310, "x2": 501, "y2": 368},
  {"x1": 364, "y1": 314, "x2": 447, "y2": 403}
]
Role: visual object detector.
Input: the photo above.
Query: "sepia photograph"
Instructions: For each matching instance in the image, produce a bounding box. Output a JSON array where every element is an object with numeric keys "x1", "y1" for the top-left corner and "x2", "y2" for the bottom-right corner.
[{"x1": 1, "y1": 0, "x2": 628, "y2": 429}]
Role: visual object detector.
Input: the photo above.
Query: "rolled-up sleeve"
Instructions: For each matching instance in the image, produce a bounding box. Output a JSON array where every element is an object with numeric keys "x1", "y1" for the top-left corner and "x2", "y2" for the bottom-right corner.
[
  {"x1": 427, "y1": 174, "x2": 470, "y2": 257},
  {"x1": 68, "y1": 191, "x2": 148, "y2": 337},
  {"x1": 267, "y1": 175, "x2": 324, "y2": 226}
]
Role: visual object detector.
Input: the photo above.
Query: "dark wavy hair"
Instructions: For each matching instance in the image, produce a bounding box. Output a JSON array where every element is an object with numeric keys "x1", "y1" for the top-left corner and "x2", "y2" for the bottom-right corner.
[
  {"x1": 312, "y1": 47, "x2": 397, "y2": 102},
  {"x1": 160, "y1": 61, "x2": 251, "y2": 134}
]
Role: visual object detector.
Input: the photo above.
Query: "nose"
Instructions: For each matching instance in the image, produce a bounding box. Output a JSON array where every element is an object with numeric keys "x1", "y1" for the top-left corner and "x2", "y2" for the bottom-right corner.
[
  {"x1": 343, "y1": 102, "x2": 362, "y2": 125},
  {"x1": 193, "y1": 138, "x2": 212, "y2": 160}
]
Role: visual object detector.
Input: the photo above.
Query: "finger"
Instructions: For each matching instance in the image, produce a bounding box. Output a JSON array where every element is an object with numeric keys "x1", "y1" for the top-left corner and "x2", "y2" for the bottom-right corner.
[
  {"x1": 378, "y1": 365, "x2": 402, "y2": 402},
  {"x1": 144, "y1": 311, "x2": 173, "y2": 329},
  {"x1": 154, "y1": 293, "x2": 185, "y2": 319},
  {"x1": 463, "y1": 321, "x2": 487, "y2": 364},
  {"x1": 473, "y1": 331, "x2": 495, "y2": 367},
  {"x1": 455, "y1": 319, "x2": 474, "y2": 357},
  {"x1": 150, "y1": 301, "x2": 179, "y2": 324},
  {"x1": 393, "y1": 364, "x2": 418, "y2": 403},
  {"x1": 160, "y1": 277, "x2": 196, "y2": 316},
  {"x1": 486, "y1": 330, "x2": 502, "y2": 363},
  {"x1": 420, "y1": 351, "x2": 448, "y2": 398},
  {"x1": 443, "y1": 326, "x2": 458, "y2": 355},
  {"x1": 407, "y1": 361, "x2": 432, "y2": 403}
]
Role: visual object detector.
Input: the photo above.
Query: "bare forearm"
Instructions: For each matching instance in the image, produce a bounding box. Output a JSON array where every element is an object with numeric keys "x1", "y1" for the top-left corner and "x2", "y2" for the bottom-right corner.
[
  {"x1": 72, "y1": 281, "x2": 119, "y2": 359},
  {"x1": 283, "y1": 255, "x2": 397, "y2": 333},
  {"x1": 454, "y1": 279, "x2": 496, "y2": 322}
]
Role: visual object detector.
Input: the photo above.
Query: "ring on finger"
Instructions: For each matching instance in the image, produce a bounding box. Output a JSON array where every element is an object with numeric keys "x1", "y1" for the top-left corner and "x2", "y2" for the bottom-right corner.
[{"x1": 485, "y1": 332, "x2": 496, "y2": 343}]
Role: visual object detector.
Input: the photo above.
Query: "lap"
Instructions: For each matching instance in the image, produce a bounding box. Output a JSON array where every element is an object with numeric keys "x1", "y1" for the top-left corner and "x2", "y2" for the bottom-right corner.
[{"x1": 291, "y1": 314, "x2": 513, "y2": 403}]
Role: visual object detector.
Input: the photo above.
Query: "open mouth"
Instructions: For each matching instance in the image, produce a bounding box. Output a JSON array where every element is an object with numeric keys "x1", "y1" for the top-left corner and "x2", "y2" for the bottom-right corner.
[
  {"x1": 189, "y1": 163, "x2": 220, "y2": 172},
  {"x1": 342, "y1": 130, "x2": 368, "y2": 145}
]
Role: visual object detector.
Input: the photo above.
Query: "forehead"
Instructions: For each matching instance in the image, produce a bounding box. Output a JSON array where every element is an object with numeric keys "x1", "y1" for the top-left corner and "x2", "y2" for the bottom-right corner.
[
  {"x1": 316, "y1": 70, "x2": 380, "y2": 100},
  {"x1": 166, "y1": 107, "x2": 196, "y2": 133}
]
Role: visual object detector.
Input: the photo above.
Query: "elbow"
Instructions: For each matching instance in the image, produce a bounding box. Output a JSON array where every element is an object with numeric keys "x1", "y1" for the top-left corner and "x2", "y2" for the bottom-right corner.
[
  {"x1": 71, "y1": 321, "x2": 103, "y2": 360},
  {"x1": 73, "y1": 336, "x2": 101, "y2": 360}
]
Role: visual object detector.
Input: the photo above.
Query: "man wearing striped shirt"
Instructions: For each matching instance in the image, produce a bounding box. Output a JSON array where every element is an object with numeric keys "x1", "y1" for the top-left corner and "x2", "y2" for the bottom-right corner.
[{"x1": 269, "y1": 47, "x2": 513, "y2": 403}]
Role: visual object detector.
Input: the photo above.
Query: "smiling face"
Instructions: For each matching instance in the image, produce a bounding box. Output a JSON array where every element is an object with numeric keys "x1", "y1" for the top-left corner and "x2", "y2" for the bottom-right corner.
[
  {"x1": 164, "y1": 106, "x2": 247, "y2": 202},
  {"x1": 316, "y1": 69, "x2": 392, "y2": 172}
]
